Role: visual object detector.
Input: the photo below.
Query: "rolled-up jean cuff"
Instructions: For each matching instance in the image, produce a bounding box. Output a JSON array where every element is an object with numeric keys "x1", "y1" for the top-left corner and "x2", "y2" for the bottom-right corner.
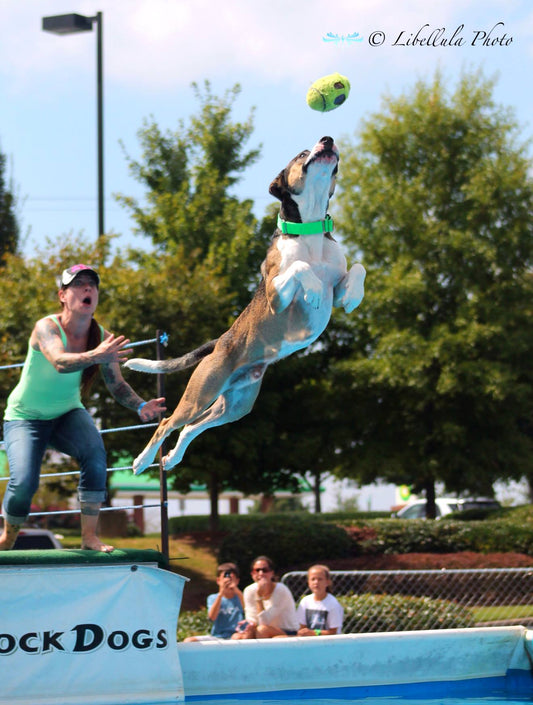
[
  {"x1": 2, "y1": 508, "x2": 27, "y2": 526},
  {"x1": 78, "y1": 490, "x2": 106, "y2": 505}
]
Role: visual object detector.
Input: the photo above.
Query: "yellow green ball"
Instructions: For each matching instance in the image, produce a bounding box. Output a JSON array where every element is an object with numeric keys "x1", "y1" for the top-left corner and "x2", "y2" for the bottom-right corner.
[{"x1": 306, "y1": 72, "x2": 351, "y2": 112}]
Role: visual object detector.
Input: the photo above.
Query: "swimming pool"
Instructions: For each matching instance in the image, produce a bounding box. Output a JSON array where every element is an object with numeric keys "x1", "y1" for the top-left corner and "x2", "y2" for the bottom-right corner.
[
  {"x1": 177, "y1": 627, "x2": 533, "y2": 703},
  {"x1": 1, "y1": 555, "x2": 531, "y2": 705}
]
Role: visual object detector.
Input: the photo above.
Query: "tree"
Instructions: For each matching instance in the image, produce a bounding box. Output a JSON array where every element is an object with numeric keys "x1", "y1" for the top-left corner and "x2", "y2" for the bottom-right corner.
[
  {"x1": 0, "y1": 150, "x2": 19, "y2": 258},
  {"x1": 335, "y1": 70, "x2": 533, "y2": 517},
  {"x1": 116, "y1": 81, "x2": 264, "y2": 306},
  {"x1": 115, "y1": 83, "x2": 278, "y2": 528}
]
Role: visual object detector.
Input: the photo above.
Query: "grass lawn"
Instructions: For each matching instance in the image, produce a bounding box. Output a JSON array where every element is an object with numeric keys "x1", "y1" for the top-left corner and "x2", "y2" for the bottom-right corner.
[{"x1": 472, "y1": 605, "x2": 533, "y2": 622}]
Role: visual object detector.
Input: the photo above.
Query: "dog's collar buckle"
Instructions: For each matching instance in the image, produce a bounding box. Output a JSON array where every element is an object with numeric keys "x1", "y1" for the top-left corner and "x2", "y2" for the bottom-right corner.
[{"x1": 277, "y1": 215, "x2": 334, "y2": 236}]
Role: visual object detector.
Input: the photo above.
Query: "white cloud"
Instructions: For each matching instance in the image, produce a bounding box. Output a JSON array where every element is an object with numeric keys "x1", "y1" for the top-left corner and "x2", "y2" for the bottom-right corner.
[{"x1": 4, "y1": 0, "x2": 529, "y2": 95}]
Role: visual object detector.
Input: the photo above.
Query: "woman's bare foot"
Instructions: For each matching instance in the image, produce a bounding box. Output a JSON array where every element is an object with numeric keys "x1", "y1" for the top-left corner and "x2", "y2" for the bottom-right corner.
[
  {"x1": 80, "y1": 503, "x2": 113, "y2": 552},
  {"x1": 81, "y1": 537, "x2": 114, "y2": 553},
  {"x1": 0, "y1": 522, "x2": 21, "y2": 550}
]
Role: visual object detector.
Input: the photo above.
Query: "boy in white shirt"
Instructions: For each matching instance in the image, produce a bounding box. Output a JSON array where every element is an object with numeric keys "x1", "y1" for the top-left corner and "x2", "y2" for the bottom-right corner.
[{"x1": 296, "y1": 564, "x2": 344, "y2": 636}]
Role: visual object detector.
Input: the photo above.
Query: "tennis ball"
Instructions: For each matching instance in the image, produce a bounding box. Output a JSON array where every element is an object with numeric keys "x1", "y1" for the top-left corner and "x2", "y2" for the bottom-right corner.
[{"x1": 306, "y1": 72, "x2": 351, "y2": 112}]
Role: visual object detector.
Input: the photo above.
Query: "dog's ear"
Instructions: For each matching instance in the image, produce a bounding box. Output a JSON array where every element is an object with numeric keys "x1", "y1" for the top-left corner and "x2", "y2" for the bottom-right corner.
[{"x1": 269, "y1": 172, "x2": 285, "y2": 201}]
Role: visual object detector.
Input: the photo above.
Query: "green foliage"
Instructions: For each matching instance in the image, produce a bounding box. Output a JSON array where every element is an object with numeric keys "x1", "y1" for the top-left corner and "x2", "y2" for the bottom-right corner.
[
  {"x1": 169, "y1": 513, "x2": 259, "y2": 534},
  {"x1": 177, "y1": 607, "x2": 211, "y2": 642},
  {"x1": 0, "y1": 151, "x2": 19, "y2": 258},
  {"x1": 322, "y1": 510, "x2": 391, "y2": 521},
  {"x1": 247, "y1": 496, "x2": 308, "y2": 514},
  {"x1": 168, "y1": 510, "x2": 389, "y2": 535},
  {"x1": 343, "y1": 514, "x2": 533, "y2": 556},
  {"x1": 116, "y1": 81, "x2": 264, "y2": 305},
  {"x1": 445, "y1": 507, "x2": 505, "y2": 521},
  {"x1": 217, "y1": 514, "x2": 352, "y2": 576},
  {"x1": 339, "y1": 593, "x2": 475, "y2": 632},
  {"x1": 335, "y1": 69, "x2": 533, "y2": 501},
  {"x1": 354, "y1": 518, "x2": 476, "y2": 554}
]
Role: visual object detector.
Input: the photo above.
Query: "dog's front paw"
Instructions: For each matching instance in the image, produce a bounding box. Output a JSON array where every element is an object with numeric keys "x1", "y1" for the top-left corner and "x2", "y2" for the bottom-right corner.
[
  {"x1": 342, "y1": 263, "x2": 366, "y2": 313},
  {"x1": 304, "y1": 286, "x2": 322, "y2": 309},
  {"x1": 132, "y1": 451, "x2": 151, "y2": 475},
  {"x1": 132, "y1": 458, "x2": 146, "y2": 475},
  {"x1": 162, "y1": 449, "x2": 181, "y2": 471}
]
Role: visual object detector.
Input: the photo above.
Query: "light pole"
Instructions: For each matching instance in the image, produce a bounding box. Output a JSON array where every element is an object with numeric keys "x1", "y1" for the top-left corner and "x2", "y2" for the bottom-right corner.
[{"x1": 42, "y1": 12, "x2": 104, "y2": 240}]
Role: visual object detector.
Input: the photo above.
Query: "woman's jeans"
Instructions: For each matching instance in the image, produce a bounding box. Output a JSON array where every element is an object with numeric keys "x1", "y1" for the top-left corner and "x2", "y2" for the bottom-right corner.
[{"x1": 3, "y1": 408, "x2": 107, "y2": 525}]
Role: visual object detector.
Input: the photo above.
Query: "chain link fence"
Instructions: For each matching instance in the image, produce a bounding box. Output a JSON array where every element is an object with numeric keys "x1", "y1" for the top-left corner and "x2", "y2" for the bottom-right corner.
[{"x1": 282, "y1": 568, "x2": 533, "y2": 633}]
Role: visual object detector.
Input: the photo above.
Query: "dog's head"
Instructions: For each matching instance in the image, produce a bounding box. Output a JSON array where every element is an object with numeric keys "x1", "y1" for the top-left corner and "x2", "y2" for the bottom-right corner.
[{"x1": 269, "y1": 136, "x2": 339, "y2": 224}]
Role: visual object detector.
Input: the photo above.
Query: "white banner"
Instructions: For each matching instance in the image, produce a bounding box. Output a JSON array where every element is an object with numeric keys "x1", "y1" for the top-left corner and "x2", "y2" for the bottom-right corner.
[{"x1": 0, "y1": 562, "x2": 186, "y2": 704}]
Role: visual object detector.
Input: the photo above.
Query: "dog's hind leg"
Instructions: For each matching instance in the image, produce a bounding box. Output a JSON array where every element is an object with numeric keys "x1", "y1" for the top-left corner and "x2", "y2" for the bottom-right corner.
[
  {"x1": 132, "y1": 415, "x2": 178, "y2": 475},
  {"x1": 132, "y1": 351, "x2": 244, "y2": 475},
  {"x1": 163, "y1": 378, "x2": 264, "y2": 470}
]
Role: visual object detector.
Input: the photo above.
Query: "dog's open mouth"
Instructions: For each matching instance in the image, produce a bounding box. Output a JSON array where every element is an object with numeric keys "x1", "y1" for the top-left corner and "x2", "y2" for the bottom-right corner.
[{"x1": 304, "y1": 136, "x2": 339, "y2": 171}]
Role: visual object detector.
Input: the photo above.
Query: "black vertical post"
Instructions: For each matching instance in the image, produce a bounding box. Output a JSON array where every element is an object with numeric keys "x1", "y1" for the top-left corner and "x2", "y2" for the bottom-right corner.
[
  {"x1": 95, "y1": 11, "x2": 104, "y2": 239},
  {"x1": 156, "y1": 330, "x2": 169, "y2": 560}
]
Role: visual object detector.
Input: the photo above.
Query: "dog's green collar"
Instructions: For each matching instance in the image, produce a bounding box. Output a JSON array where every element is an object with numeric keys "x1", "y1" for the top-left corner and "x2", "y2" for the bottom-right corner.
[{"x1": 277, "y1": 215, "x2": 334, "y2": 235}]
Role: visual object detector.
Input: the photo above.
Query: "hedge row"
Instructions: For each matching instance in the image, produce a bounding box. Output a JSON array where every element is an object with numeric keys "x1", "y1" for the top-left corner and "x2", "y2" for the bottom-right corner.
[
  {"x1": 176, "y1": 592, "x2": 474, "y2": 641},
  {"x1": 169, "y1": 507, "x2": 533, "y2": 578},
  {"x1": 345, "y1": 516, "x2": 533, "y2": 556},
  {"x1": 339, "y1": 592, "x2": 475, "y2": 632},
  {"x1": 168, "y1": 510, "x2": 389, "y2": 535},
  {"x1": 218, "y1": 516, "x2": 533, "y2": 578}
]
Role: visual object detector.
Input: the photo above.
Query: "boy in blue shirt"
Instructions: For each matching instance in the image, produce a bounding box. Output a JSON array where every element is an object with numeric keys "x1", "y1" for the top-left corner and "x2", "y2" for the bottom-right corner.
[{"x1": 184, "y1": 562, "x2": 244, "y2": 641}]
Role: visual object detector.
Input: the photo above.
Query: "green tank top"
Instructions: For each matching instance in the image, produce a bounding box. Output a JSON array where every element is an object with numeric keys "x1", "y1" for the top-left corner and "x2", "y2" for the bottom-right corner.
[{"x1": 4, "y1": 315, "x2": 104, "y2": 421}]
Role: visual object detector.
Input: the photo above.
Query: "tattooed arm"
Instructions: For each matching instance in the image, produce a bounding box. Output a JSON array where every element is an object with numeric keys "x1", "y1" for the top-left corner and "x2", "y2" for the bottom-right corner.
[
  {"x1": 100, "y1": 360, "x2": 144, "y2": 411},
  {"x1": 98, "y1": 329, "x2": 166, "y2": 421},
  {"x1": 33, "y1": 317, "x2": 132, "y2": 373},
  {"x1": 101, "y1": 361, "x2": 166, "y2": 421}
]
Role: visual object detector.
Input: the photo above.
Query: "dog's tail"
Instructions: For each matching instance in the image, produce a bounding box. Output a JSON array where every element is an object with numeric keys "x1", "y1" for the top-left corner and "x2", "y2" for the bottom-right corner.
[{"x1": 125, "y1": 339, "x2": 218, "y2": 374}]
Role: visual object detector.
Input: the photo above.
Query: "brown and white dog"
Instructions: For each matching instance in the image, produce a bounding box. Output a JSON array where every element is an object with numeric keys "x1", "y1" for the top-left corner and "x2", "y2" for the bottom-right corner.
[{"x1": 126, "y1": 136, "x2": 365, "y2": 474}]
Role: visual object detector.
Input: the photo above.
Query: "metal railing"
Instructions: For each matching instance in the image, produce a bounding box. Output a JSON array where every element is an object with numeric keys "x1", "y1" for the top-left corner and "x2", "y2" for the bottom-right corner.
[{"x1": 282, "y1": 568, "x2": 533, "y2": 632}]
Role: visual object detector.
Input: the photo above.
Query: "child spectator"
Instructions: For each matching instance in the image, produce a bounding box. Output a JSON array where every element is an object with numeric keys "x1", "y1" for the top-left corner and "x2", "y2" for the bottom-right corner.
[
  {"x1": 296, "y1": 564, "x2": 344, "y2": 636},
  {"x1": 184, "y1": 562, "x2": 243, "y2": 641}
]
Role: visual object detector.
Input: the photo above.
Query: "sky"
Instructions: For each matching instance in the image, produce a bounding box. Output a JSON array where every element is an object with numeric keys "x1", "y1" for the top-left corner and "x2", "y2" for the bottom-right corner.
[
  {"x1": 2, "y1": 0, "x2": 533, "y2": 257},
  {"x1": 1, "y1": 0, "x2": 532, "y2": 511}
]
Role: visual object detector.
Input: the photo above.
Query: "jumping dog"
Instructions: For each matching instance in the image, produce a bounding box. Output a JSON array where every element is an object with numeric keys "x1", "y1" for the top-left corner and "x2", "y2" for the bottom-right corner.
[{"x1": 126, "y1": 136, "x2": 366, "y2": 474}]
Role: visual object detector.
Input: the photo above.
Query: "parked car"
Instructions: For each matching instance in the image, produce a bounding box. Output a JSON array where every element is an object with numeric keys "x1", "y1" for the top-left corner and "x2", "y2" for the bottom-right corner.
[
  {"x1": 12, "y1": 528, "x2": 64, "y2": 550},
  {"x1": 392, "y1": 497, "x2": 501, "y2": 519}
]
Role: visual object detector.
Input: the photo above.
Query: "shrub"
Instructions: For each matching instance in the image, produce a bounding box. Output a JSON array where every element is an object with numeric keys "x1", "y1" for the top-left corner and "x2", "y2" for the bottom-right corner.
[
  {"x1": 218, "y1": 514, "x2": 352, "y2": 577},
  {"x1": 168, "y1": 510, "x2": 390, "y2": 536},
  {"x1": 177, "y1": 608, "x2": 211, "y2": 642},
  {"x1": 360, "y1": 519, "x2": 475, "y2": 554},
  {"x1": 342, "y1": 517, "x2": 533, "y2": 556},
  {"x1": 339, "y1": 592, "x2": 476, "y2": 633}
]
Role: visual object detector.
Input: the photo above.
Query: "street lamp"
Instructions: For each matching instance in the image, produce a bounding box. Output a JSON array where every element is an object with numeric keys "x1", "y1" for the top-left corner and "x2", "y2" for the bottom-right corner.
[{"x1": 42, "y1": 12, "x2": 104, "y2": 240}]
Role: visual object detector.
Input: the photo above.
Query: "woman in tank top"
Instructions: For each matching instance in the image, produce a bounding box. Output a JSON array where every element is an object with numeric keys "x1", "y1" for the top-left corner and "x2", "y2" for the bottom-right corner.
[{"x1": 1, "y1": 264, "x2": 166, "y2": 552}]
